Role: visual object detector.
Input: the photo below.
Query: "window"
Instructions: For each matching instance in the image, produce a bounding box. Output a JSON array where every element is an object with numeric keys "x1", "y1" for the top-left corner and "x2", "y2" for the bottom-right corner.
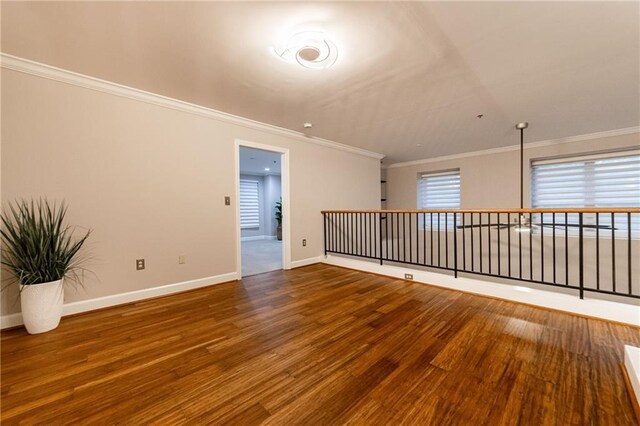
[
  {"x1": 239, "y1": 179, "x2": 260, "y2": 228},
  {"x1": 531, "y1": 150, "x2": 640, "y2": 232},
  {"x1": 417, "y1": 170, "x2": 460, "y2": 228}
]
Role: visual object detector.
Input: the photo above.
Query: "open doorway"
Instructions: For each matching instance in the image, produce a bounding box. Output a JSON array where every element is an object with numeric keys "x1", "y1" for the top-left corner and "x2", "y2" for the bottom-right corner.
[{"x1": 235, "y1": 141, "x2": 290, "y2": 277}]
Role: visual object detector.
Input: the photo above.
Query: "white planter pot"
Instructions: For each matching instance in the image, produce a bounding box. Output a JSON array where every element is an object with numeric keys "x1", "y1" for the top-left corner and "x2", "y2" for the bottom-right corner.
[{"x1": 20, "y1": 279, "x2": 64, "y2": 334}]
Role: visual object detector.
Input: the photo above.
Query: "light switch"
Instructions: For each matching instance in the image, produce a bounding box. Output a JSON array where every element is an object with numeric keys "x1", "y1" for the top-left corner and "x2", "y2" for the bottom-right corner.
[{"x1": 225, "y1": 196, "x2": 231, "y2": 206}]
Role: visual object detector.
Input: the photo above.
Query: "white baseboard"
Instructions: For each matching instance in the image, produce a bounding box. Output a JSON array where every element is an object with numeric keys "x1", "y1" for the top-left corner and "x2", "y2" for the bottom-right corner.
[
  {"x1": 0, "y1": 313, "x2": 24, "y2": 330},
  {"x1": 322, "y1": 255, "x2": 640, "y2": 326},
  {"x1": 240, "y1": 235, "x2": 277, "y2": 242},
  {"x1": 0, "y1": 272, "x2": 238, "y2": 330},
  {"x1": 624, "y1": 346, "x2": 640, "y2": 406},
  {"x1": 290, "y1": 256, "x2": 322, "y2": 269}
]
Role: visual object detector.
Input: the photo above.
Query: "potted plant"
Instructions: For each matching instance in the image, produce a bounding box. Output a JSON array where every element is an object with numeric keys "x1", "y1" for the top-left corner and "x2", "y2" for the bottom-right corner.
[
  {"x1": 1, "y1": 199, "x2": 90, "y2": 334},
  {"x1": 275, "y1": 198, "x2": 283, "y2": 241}
]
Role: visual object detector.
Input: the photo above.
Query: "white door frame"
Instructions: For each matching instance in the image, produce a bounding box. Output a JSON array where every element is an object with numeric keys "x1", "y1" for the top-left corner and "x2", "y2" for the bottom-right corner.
[{"x1": 235, "y1": 139, "x2": 291, "y2": 277}]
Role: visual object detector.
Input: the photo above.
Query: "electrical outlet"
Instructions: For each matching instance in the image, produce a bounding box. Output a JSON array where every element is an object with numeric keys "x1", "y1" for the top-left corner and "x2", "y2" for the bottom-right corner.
[
  {"x1": 224, "y1": 196, "x2": 231, "y2": 206},
  {"x1": 404, "y1": 273, "x2": 413, "y2": 280},
  {"x1": 302, "y1": 239, "x2": 307, "y2": 247},
  {"x1": 178, "y1": 255, "x2": 186, "y2": 264},
  {"x1": 136, "y1": 259, "x2": 145, "y2": 270}
]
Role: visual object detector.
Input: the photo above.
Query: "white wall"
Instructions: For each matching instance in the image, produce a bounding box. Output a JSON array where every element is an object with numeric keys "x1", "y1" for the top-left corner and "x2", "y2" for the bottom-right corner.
[
  {"x1": 264, "y1": 174, "x2": 281, "y2": 237},
  {"x1": 0, "y1": 65, "x2": 381, "y2": 316}
]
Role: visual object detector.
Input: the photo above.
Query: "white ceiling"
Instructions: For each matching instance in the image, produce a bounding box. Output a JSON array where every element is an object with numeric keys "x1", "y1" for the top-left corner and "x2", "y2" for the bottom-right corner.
[
  {"x1": 2, "y1": 2, "x2": 638, "y2": 164},
  {"x1": 240, "y1": 147, "x2": 282, "y2": 176}
]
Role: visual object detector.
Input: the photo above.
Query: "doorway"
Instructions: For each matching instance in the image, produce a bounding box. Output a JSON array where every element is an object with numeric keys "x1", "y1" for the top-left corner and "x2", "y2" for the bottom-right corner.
[{"x1": 235, "y1": 140, "x2": 290, "y2": 277}]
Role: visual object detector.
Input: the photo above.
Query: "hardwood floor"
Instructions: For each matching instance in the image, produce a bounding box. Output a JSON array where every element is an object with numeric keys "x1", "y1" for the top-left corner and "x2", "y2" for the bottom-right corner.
[{"x1": 2, "y1": 263, "x2": 639, "y2": 425}]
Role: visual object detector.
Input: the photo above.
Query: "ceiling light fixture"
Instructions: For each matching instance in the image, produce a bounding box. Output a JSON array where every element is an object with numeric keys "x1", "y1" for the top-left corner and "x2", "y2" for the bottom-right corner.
[
  {"x1": 274, "y1": 31, "x2": 338, "y2": 70},
  {"x1": 303, "y1": 122, "x2": 313, "y2": 129},
  {"x1": 265, "y1": 168, "x2": 270, "y2": 171}
]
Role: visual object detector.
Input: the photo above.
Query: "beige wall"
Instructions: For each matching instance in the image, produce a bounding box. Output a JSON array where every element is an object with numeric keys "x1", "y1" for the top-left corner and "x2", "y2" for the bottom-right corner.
[
  {"x1": 0, "y1": 69, "x2": 381, "y2": 315},
  {"x1": 386, "y1": 132, "x2": 639, "y2": 209}
]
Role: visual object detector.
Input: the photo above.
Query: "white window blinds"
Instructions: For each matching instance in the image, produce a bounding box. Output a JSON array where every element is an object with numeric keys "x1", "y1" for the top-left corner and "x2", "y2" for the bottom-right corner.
[
  {"x1": 531, "y1": 150, "x2": 640, "y2": 232},
  {"x1": 417, "y1": 170, "x2": 460, "y2": 229},
  {"x1": 239, "y1": 180, "x2": 260, "y2": 228},
  {"x1": 418, "y1": 170, "x2": 461, "y2": 210},
  {"x1": 531, "y1": 150, "x2": 640, "y2": 208}
]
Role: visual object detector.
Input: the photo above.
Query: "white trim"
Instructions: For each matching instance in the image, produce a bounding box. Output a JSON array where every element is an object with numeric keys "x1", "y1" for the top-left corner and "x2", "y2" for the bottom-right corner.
[
  {"x1": 240, "y1": 235, "x2": 277, "y2": 242},
  {"x1": 235, "y1": 139, "x2": 291, "y2": 277},
  {"x1": 624, "y1": 345, "x2": 640, "y2": 407},
  {"x1": 0, "y1": 53, "x2": 384, "y2": 160},
  {"x1": 1, "y1": 272, "x2": 238, "y2": 329},
  {"x1": 386, "y1": 127, "x2": 640, "y2": 169},
  {"x1": 322, "y1": 255, "x2": 640, "y2": 326},
  {"x1": 290, "y1": 256, "x2": 322, "y2": 269}
]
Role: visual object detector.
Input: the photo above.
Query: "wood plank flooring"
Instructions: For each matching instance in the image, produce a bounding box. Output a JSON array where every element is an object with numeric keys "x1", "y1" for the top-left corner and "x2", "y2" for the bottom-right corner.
[{"x1": 2, "y1": 263, "x2": 639, "y2": 425}]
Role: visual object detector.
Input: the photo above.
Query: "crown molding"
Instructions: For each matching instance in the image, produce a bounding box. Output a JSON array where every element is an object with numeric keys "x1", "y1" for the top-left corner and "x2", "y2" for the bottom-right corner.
[
  {"x1": 386, "y1": 126, "x2": 640, "y2": 169},
  {"x1": 0, "y1": 53, "x2": 385, "y2": 160}
]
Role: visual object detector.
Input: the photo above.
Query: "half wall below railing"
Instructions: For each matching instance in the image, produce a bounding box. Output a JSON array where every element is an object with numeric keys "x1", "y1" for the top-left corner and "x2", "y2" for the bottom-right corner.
[{"x1": 321, "y1": 209, "x2": 640, "y2": 301}]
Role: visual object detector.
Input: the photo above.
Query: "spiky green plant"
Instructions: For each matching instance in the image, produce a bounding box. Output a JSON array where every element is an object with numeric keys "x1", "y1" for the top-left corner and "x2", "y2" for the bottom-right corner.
[
  {"x1": 0, "y1": 199, "x2": 91, "y2": 287},
  {"x1": 275, "y1": 198, "x2": 283, "y2": 225}
]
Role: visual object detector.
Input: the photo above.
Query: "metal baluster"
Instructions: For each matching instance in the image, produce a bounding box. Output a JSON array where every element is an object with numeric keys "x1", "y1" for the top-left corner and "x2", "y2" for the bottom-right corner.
[
  {"x1": 540, "y1": 213, "x2": 544, "y2": 282},
  {"x1": 323, "y1": 213, "x2": 327, "y2": 257},
  {"x1": 579, "y1": 212, "x2": 584, "y2": 299},
  {"x1": 462, "y1": 213, "x2": 466, "y2": 271},
  {"x1": 612, "y1": 212, "x2": 616, "y2": 293},
  {"x1": 360, "y1": 212, "x2": 364, "y2": 257},
  {"x1": 471, "y1": 213, "x2": 475, "y2": 271},
  {"x1": 400, "y1": 213, "x2": 404, "y2": 262},
  {"x1": 518, "y1": 212, "x2": 522, "y2": 279},
  {"x1": 430, "y1": 213, "x2": 434, "y2": 265},
  {"x1": 445, "y1": 212, "x2": 449, "y2": 269},
  {"x1": 629, "y1": 212, "x2": 633, "y2": 296},
  {"x1": 596, "y1": 213, "x2": 599, "y2": 290},
  {"x1": 454, "y1": 212, "x2": 458, "y2": 278},
  {"x1": 479, "y1": 213, "x2": 483, "y2": 273},
  {"x1": 423, "y1": 213, "x2": 427, "y2": 265},
  {"x1": 507, "y1": 212, "x2": 512, "y2": 277},
  {"x1": 497, "y1": 213, "x2": 501, "y2": 276},
  {"x1": 374, "y1": 212, "x2": 382, "y2": 265},
  {"x1": 488, "y1": 213, "x2": 492, "y2": 274},
  {"x1": 340, "y1": 213, "x2": 344, "y2": 254},
  {"x1": 565, "y1": 212, "x2": 569, "y2": 286},
  {"x1": 391, "y1": 213, "x2": 395, "y2": 261},
  {"x1": 408, "y1": 212, "x2": 412, "y2": 263},
  {"x1": 380, "y1": 213, "x2": 391, "y2": 264},
  {"x1": 552, "y1": 213, "x2": 556, "y2": 284},
  {"x1": 415, "y1": 213, "x2": 419, "y2": 265},
  {"x1": 529, "y1": 212, "x2": 533, "y2": 280}
]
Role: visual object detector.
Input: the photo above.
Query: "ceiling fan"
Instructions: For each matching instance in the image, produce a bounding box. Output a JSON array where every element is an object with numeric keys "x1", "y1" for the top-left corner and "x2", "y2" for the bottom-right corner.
[{"x1": 456, "y1": 122, "x2": 614, "y2": 233}]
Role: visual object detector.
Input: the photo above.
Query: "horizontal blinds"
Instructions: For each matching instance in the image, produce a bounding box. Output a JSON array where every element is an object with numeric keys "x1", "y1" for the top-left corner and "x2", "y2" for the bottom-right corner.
[
  {"x1": 239, "y1": 180, "x2": 260, "y2": 228},
  {"x1": 532, "y1": 150, "x2": 640, "y2": 231},
  {"x1": 418, "y1": 170, "x2": 460, "y2": 228}
]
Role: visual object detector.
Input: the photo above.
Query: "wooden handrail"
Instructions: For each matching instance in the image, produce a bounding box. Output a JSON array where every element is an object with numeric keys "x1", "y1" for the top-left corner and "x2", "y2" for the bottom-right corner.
[{"x1": 321, "y1": 208, "x2": 640, "y2": 214}]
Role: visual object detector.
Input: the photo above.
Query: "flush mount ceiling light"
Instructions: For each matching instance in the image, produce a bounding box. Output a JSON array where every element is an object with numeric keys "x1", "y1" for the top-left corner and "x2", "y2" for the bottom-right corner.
[{"x1": 274, "y1": 31, "x2": 338, "y2": 70}]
